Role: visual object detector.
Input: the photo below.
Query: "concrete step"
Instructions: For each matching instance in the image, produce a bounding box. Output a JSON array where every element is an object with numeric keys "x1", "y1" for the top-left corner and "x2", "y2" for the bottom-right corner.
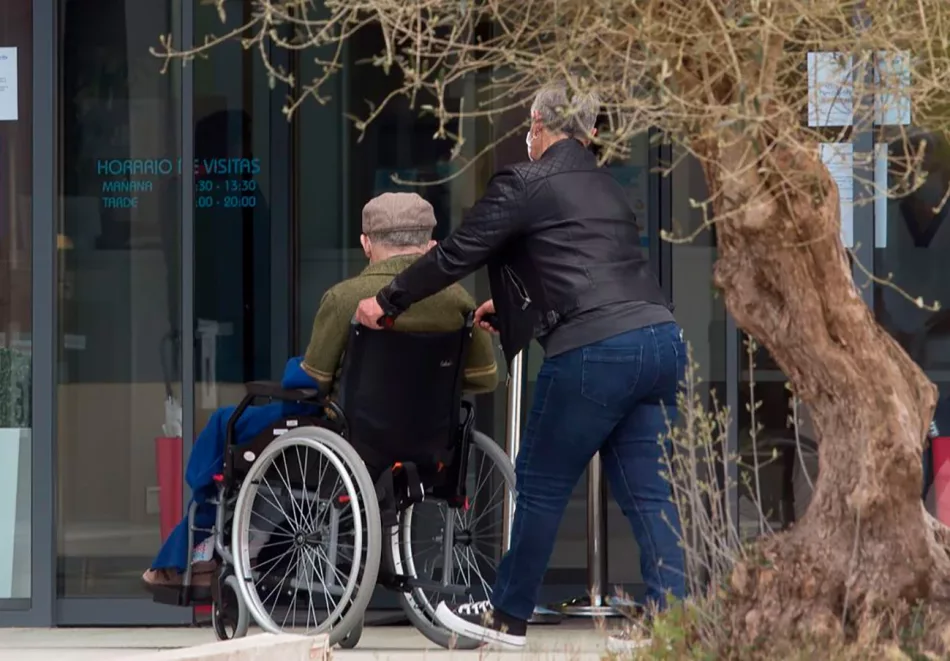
[{"x1": 119, "y1": 634, "x2": 329, "y2": 661}]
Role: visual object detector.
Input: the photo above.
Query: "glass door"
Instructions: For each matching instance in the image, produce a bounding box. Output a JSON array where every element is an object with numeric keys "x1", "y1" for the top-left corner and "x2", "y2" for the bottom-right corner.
[{"x1": 55, "y1": 0, "x2": 188, "y2": 623}]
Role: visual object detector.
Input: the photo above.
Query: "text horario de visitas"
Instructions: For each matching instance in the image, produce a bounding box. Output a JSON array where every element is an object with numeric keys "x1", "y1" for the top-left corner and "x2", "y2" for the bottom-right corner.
[{"x1": 95, "y1": 158, "x2": 262, "y2": 209}]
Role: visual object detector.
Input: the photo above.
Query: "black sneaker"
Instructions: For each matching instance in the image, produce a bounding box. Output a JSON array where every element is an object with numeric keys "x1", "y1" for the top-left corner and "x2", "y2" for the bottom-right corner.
[{"x1": 435, "y1": 600, "x2": 527, "y2": 649}]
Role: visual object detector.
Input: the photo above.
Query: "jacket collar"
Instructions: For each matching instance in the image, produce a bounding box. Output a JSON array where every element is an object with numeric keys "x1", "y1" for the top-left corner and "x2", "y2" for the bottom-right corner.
[
  {"x1": 540, "y1": 137, "x2": 588, "y2": 160},
  {"x1": 359, "y1": 253, "x2": 423, "y2": 277}
]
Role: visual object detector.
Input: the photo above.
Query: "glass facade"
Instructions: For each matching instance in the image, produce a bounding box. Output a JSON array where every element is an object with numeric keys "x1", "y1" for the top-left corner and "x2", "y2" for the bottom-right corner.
[{"x1": 1, "y1": 0, "x2": 943, "y2": 627}]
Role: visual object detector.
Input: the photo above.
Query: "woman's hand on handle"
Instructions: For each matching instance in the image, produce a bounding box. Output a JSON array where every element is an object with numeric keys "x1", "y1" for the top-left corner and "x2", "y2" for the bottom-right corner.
[
  {"x1": 474, "y1": 299, "x2": 499, "y2": 335},
  {"x1": 355, "y1": 296, "x2": 388, "y2": 330}
]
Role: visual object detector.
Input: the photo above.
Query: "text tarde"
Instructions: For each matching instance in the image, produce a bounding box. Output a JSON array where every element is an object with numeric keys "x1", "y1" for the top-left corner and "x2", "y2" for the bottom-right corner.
[{"x1": 102, "y1": 196, "x2": 138, "y2": 208}]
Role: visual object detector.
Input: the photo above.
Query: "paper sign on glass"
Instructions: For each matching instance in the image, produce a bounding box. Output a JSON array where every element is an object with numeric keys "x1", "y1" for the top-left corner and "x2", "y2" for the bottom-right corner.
[
  {"x1": 819, "y1": 143, "x2": 854, "y2": 247},
  {"x1": 0, "y1": 48, "x2": 17, "y2": 121},
  {"x1": 874, "y1": 51, "x2": 911, "y2": 126},
  {"x1": 808, "y1": 52, "x2": 854, "y2": 127}
]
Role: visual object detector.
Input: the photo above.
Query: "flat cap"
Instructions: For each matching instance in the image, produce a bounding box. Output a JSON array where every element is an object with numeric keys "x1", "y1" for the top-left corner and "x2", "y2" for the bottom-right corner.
[{"x1": 361, "y1": 192, "x2": 437, "y2": 235}]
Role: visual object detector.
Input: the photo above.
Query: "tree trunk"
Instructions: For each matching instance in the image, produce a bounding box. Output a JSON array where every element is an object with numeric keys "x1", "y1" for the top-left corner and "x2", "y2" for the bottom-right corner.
[{"x1": 695, "y1": 130, "x2": 947, "y2": 647}]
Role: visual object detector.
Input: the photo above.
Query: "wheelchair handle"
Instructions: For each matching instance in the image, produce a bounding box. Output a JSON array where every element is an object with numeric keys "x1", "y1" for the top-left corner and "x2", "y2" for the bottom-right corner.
[{"x1": 480, "y1": 313, "x2": 499, "y2": 329}]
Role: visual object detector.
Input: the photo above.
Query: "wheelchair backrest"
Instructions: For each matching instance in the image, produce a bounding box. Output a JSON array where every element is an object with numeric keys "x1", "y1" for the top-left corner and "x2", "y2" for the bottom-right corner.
[{"x1": 337, "y1": 315, "x2": 474, "y2": 468}]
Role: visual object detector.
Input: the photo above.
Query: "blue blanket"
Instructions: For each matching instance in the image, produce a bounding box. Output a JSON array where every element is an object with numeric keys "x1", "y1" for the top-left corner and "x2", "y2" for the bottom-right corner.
[{"x1": 151, "y1": 357, "x2": 321, "y2": 572}]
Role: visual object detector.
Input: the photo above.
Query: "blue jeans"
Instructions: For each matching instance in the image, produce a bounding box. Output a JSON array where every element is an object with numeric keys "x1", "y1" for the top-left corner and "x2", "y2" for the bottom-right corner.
[{"x1": 491, "y1": 322, "x2": 687, "y2": 621}]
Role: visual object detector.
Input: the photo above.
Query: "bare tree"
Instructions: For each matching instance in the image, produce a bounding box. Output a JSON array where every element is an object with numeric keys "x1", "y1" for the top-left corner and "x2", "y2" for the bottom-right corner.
[{"x1": 157, "y1": 0, "x2": 950, "y2": 652}]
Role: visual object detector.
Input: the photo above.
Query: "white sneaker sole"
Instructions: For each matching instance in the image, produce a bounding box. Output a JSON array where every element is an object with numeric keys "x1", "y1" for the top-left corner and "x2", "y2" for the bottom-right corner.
[{"x1": 435, "y1": 602, "x2": 526, "y2": 649}]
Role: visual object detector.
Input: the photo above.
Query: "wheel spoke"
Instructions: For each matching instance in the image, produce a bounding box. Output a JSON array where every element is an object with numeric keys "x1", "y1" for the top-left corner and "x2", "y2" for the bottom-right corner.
[{"x1": 401, "y1": 436, "x2": 514, "y2": 632}]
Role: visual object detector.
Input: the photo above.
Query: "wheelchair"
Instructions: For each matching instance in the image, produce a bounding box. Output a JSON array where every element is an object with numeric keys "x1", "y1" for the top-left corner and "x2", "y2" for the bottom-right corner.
[{"x1": 160, "y1": 315, "x2": 515, "y2": 649}]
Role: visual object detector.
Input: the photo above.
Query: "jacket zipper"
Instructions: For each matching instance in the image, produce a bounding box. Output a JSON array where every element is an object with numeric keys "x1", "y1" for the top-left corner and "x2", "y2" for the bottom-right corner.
[{"x1": 503, "y1": 265, "x2": 532, "y2": 310}]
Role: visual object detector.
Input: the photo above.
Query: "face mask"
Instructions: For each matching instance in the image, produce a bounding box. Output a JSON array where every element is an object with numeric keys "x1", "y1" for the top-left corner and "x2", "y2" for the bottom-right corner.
[{"x1": 525, "y1": 129, "x2": 534, "y2": 161}]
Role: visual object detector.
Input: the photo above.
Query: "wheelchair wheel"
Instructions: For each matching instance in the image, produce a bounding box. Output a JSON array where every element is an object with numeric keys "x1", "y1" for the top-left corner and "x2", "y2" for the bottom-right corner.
[
  {"x1": 231, "y1": 427, "x2": 382, "y2": 648},
  {"x1": 388, "y1": 431, "x2": 516, "y2": 650},
  {"x1": 212, "y1": 574, "x2": 249, "y2": 641}
]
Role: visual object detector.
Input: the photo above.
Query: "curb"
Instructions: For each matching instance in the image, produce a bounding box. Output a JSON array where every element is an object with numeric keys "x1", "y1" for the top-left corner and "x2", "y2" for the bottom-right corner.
[{"x1": 119, "y1": 633, "x2": 330, "y2": 661}]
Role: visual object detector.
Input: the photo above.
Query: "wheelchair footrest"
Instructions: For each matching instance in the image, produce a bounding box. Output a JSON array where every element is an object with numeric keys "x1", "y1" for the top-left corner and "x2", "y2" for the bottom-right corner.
[
  {"x1": 383, "y1": 573, "x2": 469, "y2": 597},
  {"x1": 147, "y1": 583, "x2": 213, "y2": 608}
]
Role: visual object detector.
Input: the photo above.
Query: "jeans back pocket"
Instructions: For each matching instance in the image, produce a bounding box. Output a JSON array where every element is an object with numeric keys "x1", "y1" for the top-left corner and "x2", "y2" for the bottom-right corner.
[{"x1": 580, "y1": 346, "x2": 644, "y2": 408}]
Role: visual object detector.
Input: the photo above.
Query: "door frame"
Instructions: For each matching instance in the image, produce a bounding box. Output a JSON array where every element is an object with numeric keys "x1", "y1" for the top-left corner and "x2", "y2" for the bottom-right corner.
[{"x1": 0, "y1": 0, "x2": 57, "y2": 628}]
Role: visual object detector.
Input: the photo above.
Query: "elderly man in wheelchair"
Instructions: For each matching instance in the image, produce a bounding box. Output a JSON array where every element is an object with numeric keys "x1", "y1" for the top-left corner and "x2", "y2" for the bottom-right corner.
[{"x1": 143, "y1": 193, "x2": 514, "y2": 649}]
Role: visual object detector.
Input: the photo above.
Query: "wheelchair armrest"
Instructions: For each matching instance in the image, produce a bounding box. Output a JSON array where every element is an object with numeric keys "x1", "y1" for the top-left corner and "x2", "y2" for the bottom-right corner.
[{"x1": 244, "y1": 380, "x2": 323, "y2": 403}]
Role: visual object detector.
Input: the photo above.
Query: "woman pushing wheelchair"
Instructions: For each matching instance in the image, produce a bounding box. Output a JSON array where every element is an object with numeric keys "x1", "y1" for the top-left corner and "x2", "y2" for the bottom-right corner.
[{"x1": 356, "y1": 83, "x2": 687, "y2": 651}]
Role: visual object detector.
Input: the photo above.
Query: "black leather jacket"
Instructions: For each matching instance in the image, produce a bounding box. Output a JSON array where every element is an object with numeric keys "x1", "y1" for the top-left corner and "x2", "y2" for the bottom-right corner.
[{"x1": 376, "y1": 139, "x2": 669, "y2": 365}]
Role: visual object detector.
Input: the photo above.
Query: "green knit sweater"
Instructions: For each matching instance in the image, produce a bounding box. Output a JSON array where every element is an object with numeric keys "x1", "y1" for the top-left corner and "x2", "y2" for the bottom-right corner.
[{"x1": 302, "y1": 254, "x2": 499, "y2": 397}]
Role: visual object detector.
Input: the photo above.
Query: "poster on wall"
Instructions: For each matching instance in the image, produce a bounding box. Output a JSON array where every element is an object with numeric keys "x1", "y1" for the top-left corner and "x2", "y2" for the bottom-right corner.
[
  {"x1": 0, "y1": 47, "x2": 17, "y2": 121},
  {"x1": 819, "y1": 142, "x2": 855, "y2": 248},
  {"x1": 808, "y1": 52, "x2": 854, "y2": 127}
]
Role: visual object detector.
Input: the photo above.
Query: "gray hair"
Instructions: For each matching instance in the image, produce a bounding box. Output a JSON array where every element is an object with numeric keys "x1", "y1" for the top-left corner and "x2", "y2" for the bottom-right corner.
[
  {"x1": 530, "y1": 84, "x2": 601, "y2": 138},
  {"x1": 365, "y1": 228, "x2": 432, "y2": 247}
]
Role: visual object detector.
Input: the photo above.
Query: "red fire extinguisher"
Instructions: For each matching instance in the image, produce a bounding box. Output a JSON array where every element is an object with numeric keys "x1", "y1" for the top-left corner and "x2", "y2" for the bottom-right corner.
[
  {"x1": 155, "y1": 333, "x2": 183, "y2": 542},
  {"x1": 929, "y1": 421, "x2": 950, "y2": 524}
]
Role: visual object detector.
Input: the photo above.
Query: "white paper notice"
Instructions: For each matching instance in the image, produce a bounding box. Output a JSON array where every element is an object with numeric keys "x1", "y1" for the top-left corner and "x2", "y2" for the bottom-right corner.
[
  {"x1": 0, "y1": 48, "x2": 18, "y2": 121},
  {"x1": 819, "y1": 143, "x2": 854, "y2": 247},
  {"x1": 808, "y1": 52, "x2": 854, "y2": 127},
  {"x1": 874, "y1": 51, "x2": 911, "y2": 126},
  {"x1": 874, "y1": 143, "x2": 890, "y2": 248}
]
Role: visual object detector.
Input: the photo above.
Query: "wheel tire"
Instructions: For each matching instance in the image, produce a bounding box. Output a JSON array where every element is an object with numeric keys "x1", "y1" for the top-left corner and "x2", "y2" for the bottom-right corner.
[
  {"x1": 232, "y1": 427, "x2": 382, "y2": 647},
  {"x1": 211, "y1": 602, "x2": 233, "y2": 641},
  {"x1": 387, "y1": 431, "x2": 516, "y2": 650},
  {"x1": 338, "y1": 617, "x2": 363, "y2": 649},
  {"x1": 212, "y1": 574, "x2": 249, "y2": 640}
]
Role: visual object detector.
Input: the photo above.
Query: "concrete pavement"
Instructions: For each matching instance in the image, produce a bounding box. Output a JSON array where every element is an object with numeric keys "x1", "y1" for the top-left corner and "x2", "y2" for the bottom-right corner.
[{"x1": 0, "y1": 623, "x2": 617, "y2": 661}]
